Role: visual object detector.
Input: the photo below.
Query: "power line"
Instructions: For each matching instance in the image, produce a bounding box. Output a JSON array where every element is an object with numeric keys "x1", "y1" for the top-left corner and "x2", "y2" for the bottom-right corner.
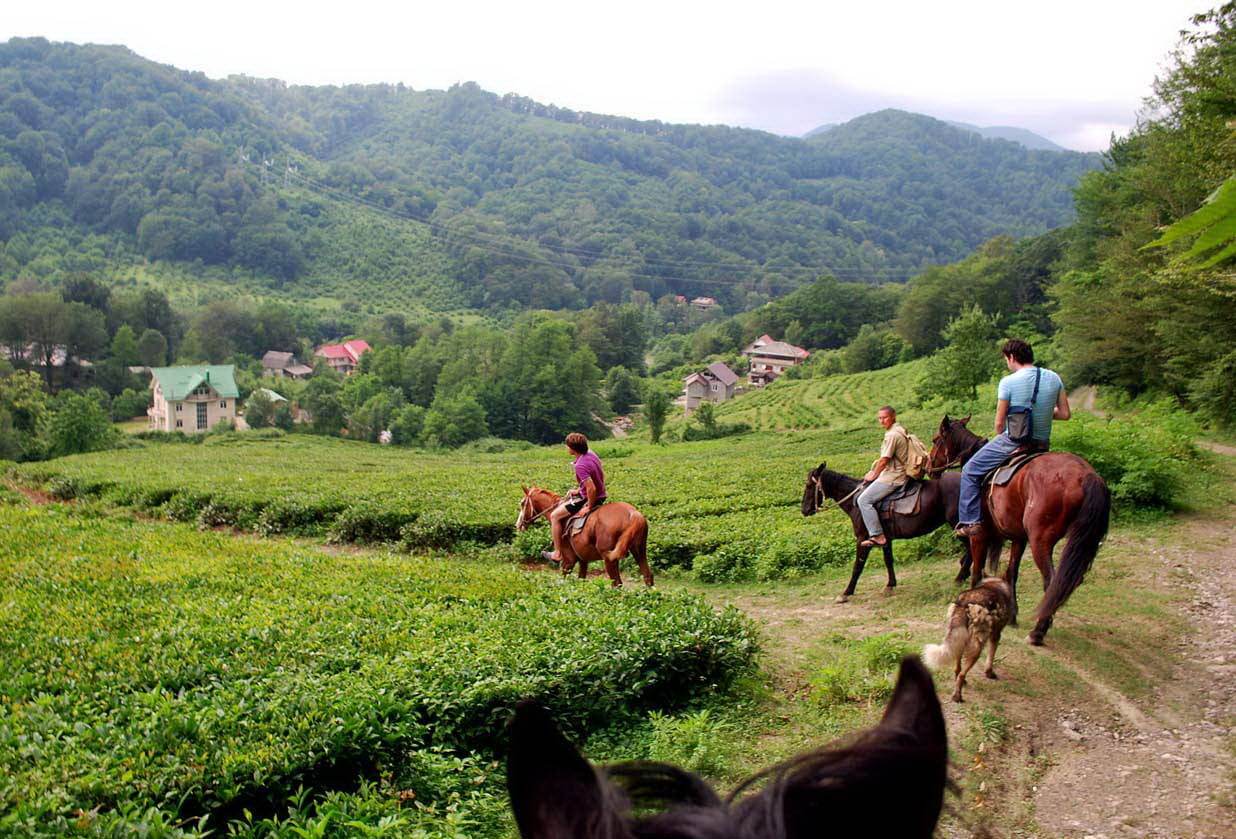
[{"x1": 250, "y1": 159, "x2": 927, "y2": 287}]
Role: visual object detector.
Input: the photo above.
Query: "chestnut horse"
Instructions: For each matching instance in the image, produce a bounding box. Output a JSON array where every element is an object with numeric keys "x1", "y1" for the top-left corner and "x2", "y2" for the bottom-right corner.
[
  {"x1": 928, "y1": 415, "x2": 1111, "y2": 644},
  {"x1": 516, "y1": 486, "x2": 653, "y2": 587},
  {"x1": 801, "y1": 463, "x2": 979, "y2": 603}
]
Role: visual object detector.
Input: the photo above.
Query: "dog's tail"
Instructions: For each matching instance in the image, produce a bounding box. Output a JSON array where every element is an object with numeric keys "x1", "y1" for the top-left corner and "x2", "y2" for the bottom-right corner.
[{"x1": 922, "y1": 603, "x2": 968, "y2": 670}]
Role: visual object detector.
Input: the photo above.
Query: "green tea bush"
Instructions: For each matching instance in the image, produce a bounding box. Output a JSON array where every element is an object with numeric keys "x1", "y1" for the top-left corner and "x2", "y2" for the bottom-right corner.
[
  {"x1": 256, "y1": 499, "x2": 347, "y2": 536},
  {"x1": 510, "y1": 527, "x2": 550, "y2": 560},
  {"x1": 0, "y1": 505, "x2": 757, "y2": 835},
  {"x1": 328, "y1": 503, "x2": 419, "y2": 543}
]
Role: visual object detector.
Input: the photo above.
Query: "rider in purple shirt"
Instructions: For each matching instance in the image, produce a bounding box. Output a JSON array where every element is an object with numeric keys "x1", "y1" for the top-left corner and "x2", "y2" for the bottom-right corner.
[{"x1": 542, "y1": 432, "x2": 606, "y2": 564}]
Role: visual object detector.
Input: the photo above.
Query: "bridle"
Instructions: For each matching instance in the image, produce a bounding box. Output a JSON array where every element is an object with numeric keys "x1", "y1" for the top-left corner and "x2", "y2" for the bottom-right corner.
[
  {"x1": 516, "y1": 491, "x2": 557, "y2": 530},
  {"x1": 927, "y1": 429, "x2": 987, "y2": 478},
  {"x1": 809, "y1": 473, "x2": 865, "y2": 514}
]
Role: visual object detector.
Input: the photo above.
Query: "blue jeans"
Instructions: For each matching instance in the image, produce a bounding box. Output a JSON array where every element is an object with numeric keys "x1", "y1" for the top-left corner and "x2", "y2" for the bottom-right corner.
[{"x1": 958, "y1": 433, "x2": 1022, "y2": 525}]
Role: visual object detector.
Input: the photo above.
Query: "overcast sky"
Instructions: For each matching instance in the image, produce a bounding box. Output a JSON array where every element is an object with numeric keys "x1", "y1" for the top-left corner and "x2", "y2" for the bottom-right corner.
[{"x1": 1, "y1": 0, "x2": 1204, "y2": 151}]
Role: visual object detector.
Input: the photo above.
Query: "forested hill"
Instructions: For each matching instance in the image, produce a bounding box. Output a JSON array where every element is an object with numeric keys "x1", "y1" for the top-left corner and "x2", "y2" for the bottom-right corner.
[{"x1": 0, "y1": 37, "x2": 1099, "y2": 314}]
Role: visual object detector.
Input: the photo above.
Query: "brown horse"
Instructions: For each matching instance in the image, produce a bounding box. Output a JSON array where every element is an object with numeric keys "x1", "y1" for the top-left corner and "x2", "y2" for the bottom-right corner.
[
  {"x1": 801, "y1": 463, "x2": 978, "y2": 603},
  {"x1": 928, "y1": 415, "x2": 1111, "y2": 644},
  {"x1": 516, "y1": 486, "x2": 653, "y2": 587}
]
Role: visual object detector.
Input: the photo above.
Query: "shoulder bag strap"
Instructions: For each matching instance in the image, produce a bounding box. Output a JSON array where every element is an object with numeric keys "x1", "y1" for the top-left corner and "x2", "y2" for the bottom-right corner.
[{"x1": 1027, "y1": 367, "x2": 1042, "y2": 438}]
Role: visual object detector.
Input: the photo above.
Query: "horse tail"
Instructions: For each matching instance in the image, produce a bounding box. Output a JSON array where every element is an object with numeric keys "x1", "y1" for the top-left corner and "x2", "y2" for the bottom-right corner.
[
  {"x1": 606, "y1": 509, "x2": 646, "y2": 562},
  {"x1": 923, "y1": 604, "x2": 967, "y2": 670},
  {"x1": 1036, "y1": 471, "x2": 1110, "y2": 623}
]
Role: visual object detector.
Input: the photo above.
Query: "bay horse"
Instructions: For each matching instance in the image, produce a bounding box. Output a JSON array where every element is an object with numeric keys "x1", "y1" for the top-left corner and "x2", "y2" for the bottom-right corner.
[
  {"x1": 801, "y1": 463, "x2": 978, "y2": 603},
  {"x1": 516, "y1": 486, "x2": 653, "y2": 587},
  {"x1": 508, "y1": 657, "x2": 948, "y2": 838},
  {"x1": 928, "y1": 415, "x2": 1111, "y2": 644}
]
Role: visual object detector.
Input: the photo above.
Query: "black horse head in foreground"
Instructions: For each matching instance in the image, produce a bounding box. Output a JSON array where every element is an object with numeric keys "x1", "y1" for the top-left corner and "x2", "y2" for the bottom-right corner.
[{"x1": 507, "y1": 657, "x2": 948, "y2": 838}]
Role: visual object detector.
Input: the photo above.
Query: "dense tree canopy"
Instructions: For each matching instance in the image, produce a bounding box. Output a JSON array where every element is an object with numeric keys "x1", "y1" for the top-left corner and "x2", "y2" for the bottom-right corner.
[{"x1": 1, "y1": 38, "x2": 1097, "y2": 316}]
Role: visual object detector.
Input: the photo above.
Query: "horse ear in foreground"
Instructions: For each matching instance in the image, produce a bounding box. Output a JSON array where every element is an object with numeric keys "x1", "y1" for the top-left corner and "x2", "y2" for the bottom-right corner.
[{"x1": 507, "y1": 657, "x2": 948, "y2": 838}]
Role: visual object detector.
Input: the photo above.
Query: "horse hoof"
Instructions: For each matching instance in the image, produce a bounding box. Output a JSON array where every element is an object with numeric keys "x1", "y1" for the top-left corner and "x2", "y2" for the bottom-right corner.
[
  {"x1": 1027, "y1": 634, "x2": 1045, "y2": 647},
  {"x1": 881, "y1": 586, "x2": 896, "y2": 597},
  {"x1": 951, "y1": 694, "x2": 964, "y2": 703},
  {"x1": 985, "y1": 670, "x2": 998, "y2": 680},
  {"x1": 834, "y1": 594, "x2": 850, "y2": 604}
]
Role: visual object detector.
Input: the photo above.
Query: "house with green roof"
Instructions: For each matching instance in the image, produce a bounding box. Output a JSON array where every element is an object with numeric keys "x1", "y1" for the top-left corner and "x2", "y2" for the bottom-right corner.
[{"x1": 148, "y1": 365, "x2": 239, "y2": 433}]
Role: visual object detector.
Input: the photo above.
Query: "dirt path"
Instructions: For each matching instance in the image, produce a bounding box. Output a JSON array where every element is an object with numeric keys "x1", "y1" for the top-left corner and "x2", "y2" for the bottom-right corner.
[
  {"x1": 694, "y1": 451, "x2": 1236, "y2": 838},
  {"x1": 1028, "y1": 506, "x2": 1235, "y2": 839}
]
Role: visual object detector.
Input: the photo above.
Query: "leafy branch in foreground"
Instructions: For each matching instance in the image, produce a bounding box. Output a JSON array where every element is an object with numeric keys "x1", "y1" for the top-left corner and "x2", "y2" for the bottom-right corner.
[{"x1": 1144, "y1": 174, "x2": 1236, "y2": 267}]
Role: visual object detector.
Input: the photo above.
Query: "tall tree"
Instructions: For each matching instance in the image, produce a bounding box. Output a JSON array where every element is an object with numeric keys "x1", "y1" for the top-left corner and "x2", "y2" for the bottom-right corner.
[{"x1": 136, "y1": 329, "x2": 168, "y2": 367}]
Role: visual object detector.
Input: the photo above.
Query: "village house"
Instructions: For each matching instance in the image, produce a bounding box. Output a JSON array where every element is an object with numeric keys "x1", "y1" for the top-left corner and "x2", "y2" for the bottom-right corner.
[
  {"x1": 690, "y1": 296, "x2": 718, "y2": 311},
  {"x1": 742, "y1": 334, "x2": 809, "y2": 386},
  {"x1": 261, "y1": 350, "x2": 314, "y2": 379},
  {"x1": 147, "y1": 365, "x2": 239, "y2": 433},
  {"x1": 683, "y1": 362, "x2": 739, "y2": 412},
  {"x1": 314, "y1": 339, "x2": 370, "y2": 376}
]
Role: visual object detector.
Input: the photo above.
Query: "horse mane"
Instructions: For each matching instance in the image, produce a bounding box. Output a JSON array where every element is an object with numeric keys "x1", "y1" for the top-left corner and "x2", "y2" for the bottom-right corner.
[{"x1": 819, "y1": 467, "x2": 861, "y2": 499}]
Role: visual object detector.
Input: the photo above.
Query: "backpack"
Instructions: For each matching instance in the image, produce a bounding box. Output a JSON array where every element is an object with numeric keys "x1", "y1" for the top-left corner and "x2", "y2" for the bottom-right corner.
[{"x1": 900, "y1": 429, "x2": 931, "y2": 480}]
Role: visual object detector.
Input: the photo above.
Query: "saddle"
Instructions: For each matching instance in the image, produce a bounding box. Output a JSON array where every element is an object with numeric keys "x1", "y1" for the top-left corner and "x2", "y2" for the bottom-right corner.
[
  {"x1": 876, "y1": 480, "x2": 923, "y2": 517},
  {"x1": 987, "y1": 448, "x2": 1048, "y2": 488},
  {"x1": 566, "y1": 509, "x2": 593, "y2": 535}
]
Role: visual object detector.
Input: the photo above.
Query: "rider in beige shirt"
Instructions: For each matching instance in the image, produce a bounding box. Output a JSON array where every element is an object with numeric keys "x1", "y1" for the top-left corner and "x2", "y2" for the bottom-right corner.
[{"x1": 857, "y1": 405, "x2": 909, "y2": 547}]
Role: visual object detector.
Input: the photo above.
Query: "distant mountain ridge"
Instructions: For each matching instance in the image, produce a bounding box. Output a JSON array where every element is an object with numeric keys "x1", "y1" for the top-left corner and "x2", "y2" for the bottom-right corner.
[
  {"x1": 0, "y1": 38, "x2": 1100, "y2": 315},
  {"x1": 805, "y1": 112, "x2": 1067, "y2": 152}
]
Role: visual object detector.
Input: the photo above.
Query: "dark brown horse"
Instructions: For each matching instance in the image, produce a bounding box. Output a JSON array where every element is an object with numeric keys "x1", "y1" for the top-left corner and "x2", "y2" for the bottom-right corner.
[
  {"x1": 801, "y1": 463, "x2": 977, "y2": 603},
  {"x1": 508, "y1": 657, "x2": 948, "y2": 838},
  {"x1": 928, "y1": 415, "x2": 1111, "y2": 644},
  {"x1": 516, "y1": 486, "x2": 653, "y2": 587}
]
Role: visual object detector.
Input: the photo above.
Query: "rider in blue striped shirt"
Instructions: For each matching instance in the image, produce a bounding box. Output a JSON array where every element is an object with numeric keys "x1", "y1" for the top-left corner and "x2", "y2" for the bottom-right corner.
[{"x1": 954, "y1": 339, "x2": 1071, "y2": 538}]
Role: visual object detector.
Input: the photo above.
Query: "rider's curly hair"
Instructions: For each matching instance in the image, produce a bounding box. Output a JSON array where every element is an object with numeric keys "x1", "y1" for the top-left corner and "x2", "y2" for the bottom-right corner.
[{"x1": 565, "y1": 432, "x2": 589, "y2": 454}]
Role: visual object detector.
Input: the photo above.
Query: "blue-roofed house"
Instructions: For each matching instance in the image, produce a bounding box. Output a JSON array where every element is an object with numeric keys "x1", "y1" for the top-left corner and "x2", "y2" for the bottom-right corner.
[{"x1": 147, "y1": 365, "x2": 239, "y2": 433}]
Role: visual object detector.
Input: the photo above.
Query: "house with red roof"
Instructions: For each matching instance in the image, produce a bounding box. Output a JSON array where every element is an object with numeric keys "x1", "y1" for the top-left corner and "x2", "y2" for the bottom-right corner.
[
  {"x1": 314, "y1": 339, "x2": 371, "y2": 376},
  {"x1": 741, "y1": 334, "x2": 809, "y2": 386}
]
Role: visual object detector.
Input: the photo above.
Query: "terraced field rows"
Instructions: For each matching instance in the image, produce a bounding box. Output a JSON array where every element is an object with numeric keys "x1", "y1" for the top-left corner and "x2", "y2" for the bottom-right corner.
[{"x1": 687, "y1": 360, "x2": 927, "y2": 434}]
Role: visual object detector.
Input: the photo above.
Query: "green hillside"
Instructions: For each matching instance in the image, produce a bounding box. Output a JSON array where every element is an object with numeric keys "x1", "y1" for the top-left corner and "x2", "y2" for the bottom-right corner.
[{"x1": 0, "y1": 38, "x2": 1099, "y2": 316}]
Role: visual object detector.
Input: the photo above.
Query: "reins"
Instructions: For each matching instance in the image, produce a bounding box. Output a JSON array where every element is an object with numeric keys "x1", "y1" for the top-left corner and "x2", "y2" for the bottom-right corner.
[
  {"x1": 814, "y1": 476, "x2": 865, "y2": 514},
  {"x1": 518, "y1": 491, "x2": 561, "y2": 528}
]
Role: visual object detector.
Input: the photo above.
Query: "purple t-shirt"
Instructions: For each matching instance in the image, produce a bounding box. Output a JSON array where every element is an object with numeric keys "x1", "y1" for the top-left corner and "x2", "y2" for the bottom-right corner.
[{"x1": 573, "y1": 451, "x2": 606, "y2": 500}]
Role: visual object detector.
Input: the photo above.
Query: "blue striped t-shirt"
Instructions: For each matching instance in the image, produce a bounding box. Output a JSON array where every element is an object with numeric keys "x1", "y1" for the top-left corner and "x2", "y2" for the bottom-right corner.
[{"x1": 997, "y1": 366, "x2": 1063, "y2": 442}]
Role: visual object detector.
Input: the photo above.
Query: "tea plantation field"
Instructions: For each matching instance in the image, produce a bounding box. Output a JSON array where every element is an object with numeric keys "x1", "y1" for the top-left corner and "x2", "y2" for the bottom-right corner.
[
  {"x1": 688, "y1": 359, "x2": 929, "y2": 434},
  {"x1": 12, "y1": 364, "x2": 944, "y2": 580},
  {"x1": 0, "y1": 503, "x2": 755, "y2": 835}
]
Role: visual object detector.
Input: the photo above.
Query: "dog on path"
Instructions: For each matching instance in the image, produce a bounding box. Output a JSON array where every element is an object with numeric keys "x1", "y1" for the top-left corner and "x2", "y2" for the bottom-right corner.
[{"x1": 923, "y1": 576, "x2": 1013, "y2": 702}]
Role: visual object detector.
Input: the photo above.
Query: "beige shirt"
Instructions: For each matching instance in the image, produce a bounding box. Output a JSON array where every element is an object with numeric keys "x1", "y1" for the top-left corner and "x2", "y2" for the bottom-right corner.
[{"x1": 874, "y1": 423, "x2": 910, "y2": 485}]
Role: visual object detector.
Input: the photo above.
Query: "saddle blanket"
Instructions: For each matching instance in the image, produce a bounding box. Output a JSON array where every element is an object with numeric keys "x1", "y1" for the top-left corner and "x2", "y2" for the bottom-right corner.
[
  {"x1": 876, "y1": 480, "x2": 922, "y2": 517},
  {"x1": 989, "y1": 450, "x2": 1047, "y2": 487}
]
